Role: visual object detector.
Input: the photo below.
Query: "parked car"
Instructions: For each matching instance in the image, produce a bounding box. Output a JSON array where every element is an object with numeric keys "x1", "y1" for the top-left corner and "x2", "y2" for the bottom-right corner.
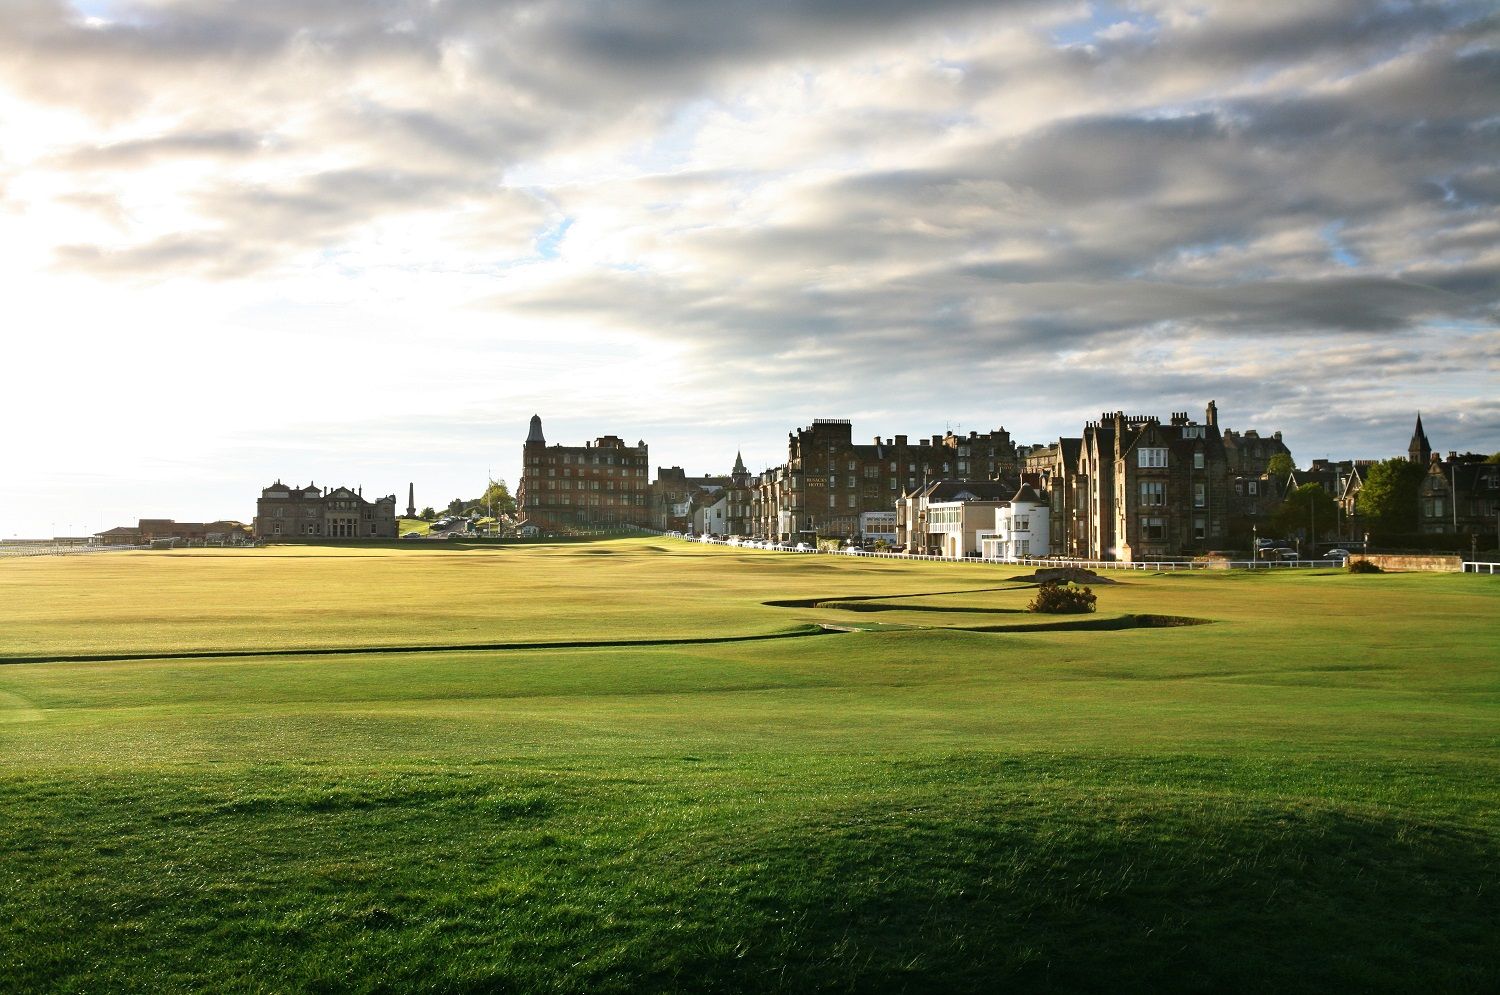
[
  {"x1": 794, "y1": 542, "x2": 813, "y2": 552},
  {"x1": 1273, "y1": 547, "x2": 1298, "y2": 560},
  {"x1": 401, "y1": 531, "x2": 423, "y2": 539},
  {"x1": 1324, "y1": 548, "x2": 1351, "y2": 560}
]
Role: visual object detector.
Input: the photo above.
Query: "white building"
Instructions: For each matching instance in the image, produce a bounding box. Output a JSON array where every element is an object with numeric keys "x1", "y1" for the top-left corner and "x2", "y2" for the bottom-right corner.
[
  {"x1": 859, "y1": 511, "x2": 897, "y2": 545},
  {"x1": 898, "y1": 479, "x2": 1017, "y2": 554},
  {"x1": 927, "y1": 497, "x2": 1010, "y2": 558},
  {"x1": 692, "y1": 492, "x2": 728, "y2": 535},
  {"x1": 981, "y1": 484, "x2": 1050, "y2": 560}
]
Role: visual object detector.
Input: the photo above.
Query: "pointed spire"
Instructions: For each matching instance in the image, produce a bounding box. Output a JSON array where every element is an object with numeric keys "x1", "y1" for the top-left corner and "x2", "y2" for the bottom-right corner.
[
  {"x1": 1408, "y1": 412, "x2": 1431, "y2": 464},
  {"x1": 526, "y1": 414, "x2": 545, "y2": 445},
  {"x1": 733, "y1": 450, "x2": 747, "y2": 474}
]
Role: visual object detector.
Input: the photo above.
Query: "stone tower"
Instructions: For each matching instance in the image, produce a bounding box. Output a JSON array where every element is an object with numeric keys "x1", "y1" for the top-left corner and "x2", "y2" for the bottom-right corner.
[
  {"x1": 1408, "y1": 413, "x2": 1432, "y2": 464},
  {"x1": 732, "y1": 450, "x2": 749, "y2": 486}
]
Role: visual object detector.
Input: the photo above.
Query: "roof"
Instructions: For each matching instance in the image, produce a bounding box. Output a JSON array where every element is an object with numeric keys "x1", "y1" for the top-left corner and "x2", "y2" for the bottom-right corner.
[
  {"x1": 921, "y1": 479, "x2": 1017, "y2": 503},
  {"x1": 1011, "y1": 483, "x2": 1043, "y2": 504}
]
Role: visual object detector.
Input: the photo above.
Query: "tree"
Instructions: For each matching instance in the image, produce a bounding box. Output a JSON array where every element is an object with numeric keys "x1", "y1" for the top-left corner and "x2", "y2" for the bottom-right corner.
[
  {"x1": 1486, "y1": 452, "x2": 1500, "y2": 464},
  {"x1": 1357, "y1": 458, "x2": 1425, "y2": 536},
  {"x1": 419, "y1": 507, "x2": 436, "y2": 521},
  {"x1": 446, "y1": 498, "x2": 465, "y2": 516},
  {"x1": 481, "y1": 478, "x2": 517, "y2": 515},
  {"x1": 1271, "y1": 483, "x2": 1339, "y2": 544},
  {"x1": 1265, "y1": 452, "x2": 1296, "y2": 480}
]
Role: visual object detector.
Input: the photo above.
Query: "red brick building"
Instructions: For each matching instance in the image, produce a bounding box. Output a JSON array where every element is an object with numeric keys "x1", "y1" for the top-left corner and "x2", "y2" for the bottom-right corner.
[{"x1": 517, "y1": 415, "x2": 652, "y2": 530}]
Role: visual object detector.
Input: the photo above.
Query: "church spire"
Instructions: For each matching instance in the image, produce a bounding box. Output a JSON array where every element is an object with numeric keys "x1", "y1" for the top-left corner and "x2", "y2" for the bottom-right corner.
[{"x1": 1408, "y1": 412, "x2": 1431, "y2": 464}]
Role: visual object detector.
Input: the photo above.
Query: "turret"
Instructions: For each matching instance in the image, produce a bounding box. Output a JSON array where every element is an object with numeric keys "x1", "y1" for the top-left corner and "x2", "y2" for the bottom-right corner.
[{"x1": 526, "y1": 414, "x2": 545, "y2": 446}]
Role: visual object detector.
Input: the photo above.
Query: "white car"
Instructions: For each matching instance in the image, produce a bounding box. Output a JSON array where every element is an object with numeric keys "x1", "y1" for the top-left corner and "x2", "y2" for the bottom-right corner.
[{"x1": 794, "y1": 542, "x2": 813, "y2": 552}]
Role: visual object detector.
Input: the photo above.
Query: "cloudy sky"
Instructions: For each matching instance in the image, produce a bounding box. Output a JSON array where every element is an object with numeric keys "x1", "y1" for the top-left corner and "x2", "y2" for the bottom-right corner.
[{"x1": 2, "y1": 0, "x2": 1496, "y2": 536}]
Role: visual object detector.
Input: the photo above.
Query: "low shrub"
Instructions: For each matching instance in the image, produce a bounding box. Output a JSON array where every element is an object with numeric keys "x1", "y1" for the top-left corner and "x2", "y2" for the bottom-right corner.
[
  {"x1": 1028, "y1": 581, "x2": 1097, "y2": 614},
  {"x1": 1347, "y1": 559, "x2": 1384, "y2": 574}
]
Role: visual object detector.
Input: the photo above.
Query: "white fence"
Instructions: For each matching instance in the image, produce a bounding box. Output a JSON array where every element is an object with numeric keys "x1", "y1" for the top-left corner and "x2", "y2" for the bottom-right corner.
[
  {"x1": 1461, "y1": 561, "x2": 1499, "y2": 574},
  {"x1": 670, "y1": 535, "x2": 1341, "y2": 570},
  {"x1": 0, "y1": 543, "x2": 148, "y2": 559}
]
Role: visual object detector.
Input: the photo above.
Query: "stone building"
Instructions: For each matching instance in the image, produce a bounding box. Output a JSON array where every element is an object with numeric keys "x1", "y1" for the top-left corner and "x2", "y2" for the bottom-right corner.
[
  {"x1": 517, "y1": 415, "x2": 652, "y2": 530},
  {"x1": 751, "y1": 419, "x2": 1018, "y2": 542},
  {"x1": 1074, "y1": 404, "x2": 1231, "y2": 561},
  {"x1": 651, "y1": 454, "x2": 752, "y2": 534},
  {"x1": 1076, "y1": 417, "x2": 1120, "y2": 559},
  {"x1": 253, "y1": 482, "x2": 397, "y2": 540},
  {"x1": 1023, "y1": 438, "x2": 1083, "y2": 556},
  {"x1": 1419, "y1": 453, "x2": 1500, "y2": 539},
  {"x1": 1221, "y1": 423, "x2": 1293, "y2": 530}
]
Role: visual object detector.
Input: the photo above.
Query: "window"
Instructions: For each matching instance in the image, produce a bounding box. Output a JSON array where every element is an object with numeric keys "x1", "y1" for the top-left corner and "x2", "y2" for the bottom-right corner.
[
  {"x1": 1140, "y1": 481, "x2": 1165, "y2": 506},
  {"x1": 1235, "y1": 480, "x2": 1244, "y2": 496},
  {"x1": 1141, "y1": 516, "x2": 1166, "y2": 540},
  {"x1": 848, "y1": 494, "x2": 857, "y2": 508},
  {"x1": 1194, "y1": 517, "x2": 1206, "y2": 540},
  {"x1": 1182, "y1": 426, "x2": 1205, "y2": 439},
  {"x1": 828, "y1": 494, "x2": 837, "y2": 508},
  {"x1": 1194, "y1": 451, "x2": 1205, "y2": 470},
  {"x1": 1139, "y1": 448, "x2": 1168, "y2": 468},
  {"x1": 1194, "y1": 483, "x2": 1206, "y2": 508},
  {"x1": 1248, "y1": 481, "x2": 1258, "y2": 496},
  {"x1": 1015, "y1": 516, "x2": 1029, "y2": 531}
]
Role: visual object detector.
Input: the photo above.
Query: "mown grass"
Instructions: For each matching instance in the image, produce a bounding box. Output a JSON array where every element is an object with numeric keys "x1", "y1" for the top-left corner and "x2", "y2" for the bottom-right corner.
[{"x1": 1, "y1": 538, "x2": 1497, "y2": 992}]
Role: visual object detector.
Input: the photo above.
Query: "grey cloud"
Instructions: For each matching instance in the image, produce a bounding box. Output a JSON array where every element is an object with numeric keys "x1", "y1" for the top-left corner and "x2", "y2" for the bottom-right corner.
[
  {"x1": 54, "y1": 234, "x2": 276, "y2": 277},
  {"x1": 59, "y1": 129, "x2": 269, "y2": 168}
]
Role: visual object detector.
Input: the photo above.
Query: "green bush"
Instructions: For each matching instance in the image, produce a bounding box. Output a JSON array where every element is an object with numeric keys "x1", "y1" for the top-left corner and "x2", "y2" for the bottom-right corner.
[
  {"x1": 1347, "y1": 559, "x2": 1383, "y2": 574},
  {"x1": 1027, "y1": 581, "x2": 1097, "y2": 614}
]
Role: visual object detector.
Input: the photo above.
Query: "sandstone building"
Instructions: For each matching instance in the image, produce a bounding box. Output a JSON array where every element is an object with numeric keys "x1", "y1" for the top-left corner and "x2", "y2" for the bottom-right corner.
[
  {"x1": 1076, "y1": 404, "x2": 1232, "y2": 561},
  {"x1": 751, "y1": 419, "x2": 1019, "y2": 542},
  {"x1": 253, "y1": 482, "x2": 397, "y2": 539},
  {"x1": 517, "y1": 415, "x2": 652, "y2": 530}
]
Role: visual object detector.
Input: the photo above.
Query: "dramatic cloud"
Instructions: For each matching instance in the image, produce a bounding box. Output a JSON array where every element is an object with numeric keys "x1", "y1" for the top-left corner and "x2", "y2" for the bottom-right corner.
[{"x1": 1, "y1": 0, "x2": 1496, "y2": 534}]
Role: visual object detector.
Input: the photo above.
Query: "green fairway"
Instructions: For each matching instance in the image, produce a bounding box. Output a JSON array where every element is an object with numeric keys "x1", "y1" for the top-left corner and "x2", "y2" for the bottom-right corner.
[{"x1": 2, "y1": 539, "x2": 1497, "y2": 992}]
